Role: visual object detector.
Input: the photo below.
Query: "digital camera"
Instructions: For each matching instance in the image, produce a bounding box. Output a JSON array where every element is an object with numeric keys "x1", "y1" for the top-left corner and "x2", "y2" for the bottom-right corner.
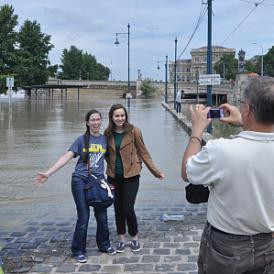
[{"x1": 207, "y1": 108, "x2": 224, "y2": 119}]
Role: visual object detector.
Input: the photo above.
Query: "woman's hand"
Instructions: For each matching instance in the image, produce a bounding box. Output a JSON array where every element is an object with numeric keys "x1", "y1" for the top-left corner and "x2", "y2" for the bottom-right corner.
[
  {"x1": 158, "y1": 173, "x2": 165, "y2": 180},
  {"x1": 33, "y1": 151, "x2": 74, "y2": 187},
  {"x1": 33, "y1": 172, "x2": 49, "y2": 186}
]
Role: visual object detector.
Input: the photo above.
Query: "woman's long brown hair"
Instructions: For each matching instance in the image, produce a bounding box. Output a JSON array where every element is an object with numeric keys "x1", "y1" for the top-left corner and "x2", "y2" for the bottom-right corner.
[{"x1": 104, "y1": 104, "x2": 133, "y2": 137}]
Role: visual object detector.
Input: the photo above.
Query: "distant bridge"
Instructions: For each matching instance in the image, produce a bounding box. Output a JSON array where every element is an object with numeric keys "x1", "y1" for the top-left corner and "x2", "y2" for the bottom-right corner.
[
  {"x1": 23, "y1": 80, "x2": 137, "y2": 100},
  {"x1": 23, "y1": 79, "x2": 234, "y2": 104},
  {"x1": 22, "y1": 84, "x2": 88, "y2": 100},
  {"x1": 47, "y1": 79, "x2": 136, "y2": 94}
]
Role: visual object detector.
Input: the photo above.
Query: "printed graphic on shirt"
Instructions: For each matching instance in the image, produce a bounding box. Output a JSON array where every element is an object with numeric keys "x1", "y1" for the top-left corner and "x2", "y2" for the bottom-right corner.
[
  {"x1": 85, "y1": 144, "x2": 106, "y2": 169},
  {"x1": 69, "y1": 134, "x2": 107, "y2": 178}
]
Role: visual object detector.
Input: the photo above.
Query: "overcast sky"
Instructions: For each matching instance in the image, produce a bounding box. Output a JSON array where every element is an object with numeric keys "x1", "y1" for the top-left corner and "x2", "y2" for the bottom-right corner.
[{"x1": 6, "y1": 0, "x2": 274, "y2": 81}]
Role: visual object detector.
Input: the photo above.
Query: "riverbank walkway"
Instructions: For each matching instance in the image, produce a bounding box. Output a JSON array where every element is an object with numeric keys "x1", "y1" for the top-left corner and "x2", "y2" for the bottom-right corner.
[
  {"x1": 0, "y1": 103, "x2": 209, "y2": 274},
  {"x1": 1, "y1": 202, "x2": 207, "y2": 274}
]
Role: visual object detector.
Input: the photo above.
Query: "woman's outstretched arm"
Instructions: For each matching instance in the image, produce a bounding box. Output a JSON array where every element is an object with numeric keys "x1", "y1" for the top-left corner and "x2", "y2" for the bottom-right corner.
[{"x1": 34, "y1": 151, "x2": 74, "y2": 185}]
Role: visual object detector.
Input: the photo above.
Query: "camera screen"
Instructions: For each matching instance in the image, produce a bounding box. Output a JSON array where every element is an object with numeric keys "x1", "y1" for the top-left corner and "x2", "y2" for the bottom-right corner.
[{"x1": 208, "y1": 108, "x2": 224, "y2": 119}]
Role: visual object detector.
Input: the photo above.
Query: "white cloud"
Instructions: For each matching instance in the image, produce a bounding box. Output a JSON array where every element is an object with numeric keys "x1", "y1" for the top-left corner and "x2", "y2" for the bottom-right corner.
[{"x1": 5, "y1": 0, "x2": 274, "y2": 80}]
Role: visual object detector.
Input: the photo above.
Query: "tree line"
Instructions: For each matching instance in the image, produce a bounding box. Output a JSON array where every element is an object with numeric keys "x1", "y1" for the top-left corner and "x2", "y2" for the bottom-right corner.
[
  {"x1": 0, "y1": 4, "x2": 110, "y2": 93},
  {"x1": 60, "y1": 46, "x2": 109, "y2": 81},
  {"x1": 214, "y1": 48, "x2": 274, "y2": 80}
]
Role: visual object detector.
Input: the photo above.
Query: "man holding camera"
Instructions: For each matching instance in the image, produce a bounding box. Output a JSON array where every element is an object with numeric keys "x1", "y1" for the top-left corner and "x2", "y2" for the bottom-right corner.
[{"x1": 182, "y1": 76, "x2": 274, "y2": 274}]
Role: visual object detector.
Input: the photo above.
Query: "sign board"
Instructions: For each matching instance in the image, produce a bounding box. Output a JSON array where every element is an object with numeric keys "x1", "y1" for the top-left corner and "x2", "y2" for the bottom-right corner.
[
  {"x1": 125, "y1": 92, "x2": 133, "y2": 99},
  {"x1": 6, "y1": 77, "x2": 14, "y2": 88},
  {"x1": 199, "y1": 74, "x2": 220, "y2": 86}
]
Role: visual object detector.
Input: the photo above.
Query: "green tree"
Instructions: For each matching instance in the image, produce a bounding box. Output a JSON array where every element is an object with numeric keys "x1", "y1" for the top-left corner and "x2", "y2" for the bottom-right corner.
[
  {"x1": 96, "y1": 63, "x2": 110, "y2": 80},
  {"x1": 0, "y1": 4, "x2": 18, "y2": 73},
  {"x1": 14, "y1": 20, "x2": 54, "y2": 86},
  {"x1": 214, "y1": 54, "x2": 238, "y2": 80},
  {"x1": 0, "y1": 4, "x2": 18, "y2": 92},
  {"x1": 81, "y1": 52, "x2": 97, "y2": 80},
  {"x1": 60, "y1": 46, "x2": 83, "y2": 79},
  {"x1": 60, "y1": 45, "x2": 110, "y2": 80},
  {"x1": 139, "y1": 78, "x2": 157, "y2": 98},
  {"x1": 215, "y1": 53, "x2": 260, "y2": 80},
  {"x1": 264, "y1": 46, "x2": 274, "y2": 76},
  {"x1": 245, "y1": 60, "x2": 257, "y2": 74},
  {"x1": 47, "y1": 64, "x2": 58, "y2": 78}
]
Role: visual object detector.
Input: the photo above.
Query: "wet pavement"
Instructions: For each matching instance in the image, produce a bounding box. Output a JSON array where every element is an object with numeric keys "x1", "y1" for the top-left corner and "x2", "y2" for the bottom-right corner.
[{"x1": 1, "y1": 202, "x2": 207, "y2": 274}]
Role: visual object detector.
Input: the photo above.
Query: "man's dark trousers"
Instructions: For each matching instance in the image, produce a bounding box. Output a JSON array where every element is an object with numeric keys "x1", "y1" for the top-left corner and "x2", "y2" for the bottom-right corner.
[{"x1": 198, "y1": 222, "x2": 274, "y2": 274}]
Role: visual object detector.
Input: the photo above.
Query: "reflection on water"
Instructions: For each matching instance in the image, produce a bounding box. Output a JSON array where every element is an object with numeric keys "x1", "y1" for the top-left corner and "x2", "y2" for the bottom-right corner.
[
  {"x1": 212, "y1": 121, "x2": 241, "y2": 138},
  {"x1": 0, "y1": 96, "x2": 190, "y2": 227}
]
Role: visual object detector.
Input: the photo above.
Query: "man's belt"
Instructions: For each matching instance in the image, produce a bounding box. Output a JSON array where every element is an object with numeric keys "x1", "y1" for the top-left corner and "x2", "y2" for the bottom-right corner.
[{"x1": 208, "y1": 222, "x2": 273, "y2": 239}]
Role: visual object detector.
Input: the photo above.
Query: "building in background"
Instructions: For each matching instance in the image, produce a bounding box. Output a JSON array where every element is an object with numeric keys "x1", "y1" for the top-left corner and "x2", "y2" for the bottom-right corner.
[{"x1": 169, "y1": 46, "x2": 236, "y2": 82}]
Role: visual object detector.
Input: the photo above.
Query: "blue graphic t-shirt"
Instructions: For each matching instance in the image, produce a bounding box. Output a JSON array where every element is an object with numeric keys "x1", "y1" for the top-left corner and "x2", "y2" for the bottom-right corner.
[{"x1": 69, "y1": 134, "x2": 107, "y2": 178}]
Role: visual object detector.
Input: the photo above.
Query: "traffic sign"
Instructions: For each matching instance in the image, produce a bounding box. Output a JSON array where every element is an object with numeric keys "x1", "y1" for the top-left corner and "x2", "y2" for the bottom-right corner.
[
  {"x1": 199, "y1": 74, "x2": 220, "y2": 85},
  {"x1": 6, "y1": 77, "x2": 14, "y2": 88}
]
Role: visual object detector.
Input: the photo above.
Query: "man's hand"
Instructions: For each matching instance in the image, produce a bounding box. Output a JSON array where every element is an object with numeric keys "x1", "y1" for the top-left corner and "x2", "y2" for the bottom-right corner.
[
  {"x1": 190, "y1": 104, "x2": 211, "y2": 138},
  {"x1": 219, "y1": 103, "x2": 243, "y2": 127}
]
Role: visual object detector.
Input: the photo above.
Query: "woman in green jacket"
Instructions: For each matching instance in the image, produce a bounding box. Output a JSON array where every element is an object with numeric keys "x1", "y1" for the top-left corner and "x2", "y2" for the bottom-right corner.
[{"x1": 105, "y1": 103, "x2": 165, "y2": 253}]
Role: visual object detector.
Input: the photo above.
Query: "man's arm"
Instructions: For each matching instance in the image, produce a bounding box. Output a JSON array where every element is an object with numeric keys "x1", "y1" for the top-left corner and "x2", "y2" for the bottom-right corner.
[
  {"x1": 181, "y1": 105, "x2": 211, "y2": 182},
  {"x1": 182, "y1": 137, "x2": 202, "y2": 182}
]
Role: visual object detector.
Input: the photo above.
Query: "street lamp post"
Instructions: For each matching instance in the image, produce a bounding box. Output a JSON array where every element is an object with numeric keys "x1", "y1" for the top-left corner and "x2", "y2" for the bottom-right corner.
[
  {"x1": 195, "y1": 67, "x2": 199, "y2": 103},
  {"x1": 253, "y1": 43, "x2": 264, "y2": 76},
  {"x1": 115, "y1": 23, "x2": 131, "y2": 108},
  {"x1": 174, "y1": 37, "x2": 178, "y2": 110},
  {"x1": 207, "y1": 0, "x2": 213, "y2": 133},
  {"x1": 110, "y1": 60, "x2": 113, "y2": 81},
  {"x1": 165, "y1": 55, "x2": 168, "y2": 103},
  {"x1": 157, "y1": 55, "x2": 168, "y2": 103},
  {"x1": 222, "y1": 63, "x2": 226, "y2": 80}
]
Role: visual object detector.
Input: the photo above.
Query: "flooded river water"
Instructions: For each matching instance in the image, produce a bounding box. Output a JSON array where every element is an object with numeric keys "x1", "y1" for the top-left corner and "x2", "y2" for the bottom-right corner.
[{"x1": 0, "y1": 95, "x2": 190, "y2": 229}]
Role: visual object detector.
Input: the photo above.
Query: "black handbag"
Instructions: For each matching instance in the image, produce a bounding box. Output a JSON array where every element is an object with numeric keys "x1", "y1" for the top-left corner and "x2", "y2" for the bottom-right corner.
[
  {"x1": 85, "y1": 174, "x2": 115, "y2": 208},
  {"x1": 185, "y1": 184, "x2": 209, "y2": 204}
]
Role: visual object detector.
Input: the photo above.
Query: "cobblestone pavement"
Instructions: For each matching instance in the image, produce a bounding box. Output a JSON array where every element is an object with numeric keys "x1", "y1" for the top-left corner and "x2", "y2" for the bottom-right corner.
[{"x1": 0, "y1": 203, "x2": 207, "y2": 274}]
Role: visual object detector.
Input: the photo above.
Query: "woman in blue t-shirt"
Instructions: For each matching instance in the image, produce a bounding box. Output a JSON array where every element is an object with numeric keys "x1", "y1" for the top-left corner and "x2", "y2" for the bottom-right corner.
[{"x1": 34, "y1": 110, "x2": 116, "y2": 263}]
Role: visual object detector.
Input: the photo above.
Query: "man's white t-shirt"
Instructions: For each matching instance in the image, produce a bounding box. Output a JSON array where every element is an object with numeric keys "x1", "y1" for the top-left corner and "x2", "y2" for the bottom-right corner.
[{"x1": 186, "y1": 131, "x2": 274, "y2": 235}]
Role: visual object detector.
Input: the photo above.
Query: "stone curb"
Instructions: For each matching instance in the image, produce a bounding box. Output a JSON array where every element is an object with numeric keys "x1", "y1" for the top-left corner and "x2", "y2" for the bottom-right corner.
[{"x1": 161, "y1": 102, "x2": 215, "y2": 144}]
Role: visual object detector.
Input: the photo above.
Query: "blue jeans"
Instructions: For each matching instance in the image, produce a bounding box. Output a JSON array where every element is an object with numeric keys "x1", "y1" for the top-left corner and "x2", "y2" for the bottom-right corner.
[
  {"x1": 71, "y1": 176, "x2": 110, "y2": 256},
  {"x1": 175, "y1": 102, "x2": 181, "y2": 113}
]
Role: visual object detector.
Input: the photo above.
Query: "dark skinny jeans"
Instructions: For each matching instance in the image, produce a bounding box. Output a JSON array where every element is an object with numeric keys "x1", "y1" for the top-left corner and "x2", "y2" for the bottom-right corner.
[
  {"x1": 71, "y1": 175, "x2": 110, "y2": 256},
  {"x1": 108, "y1": 175, "x2": 139, "y2": 237},
  {"x1": 175, "y1": 101, "x2": 181, "y2": 113}
]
